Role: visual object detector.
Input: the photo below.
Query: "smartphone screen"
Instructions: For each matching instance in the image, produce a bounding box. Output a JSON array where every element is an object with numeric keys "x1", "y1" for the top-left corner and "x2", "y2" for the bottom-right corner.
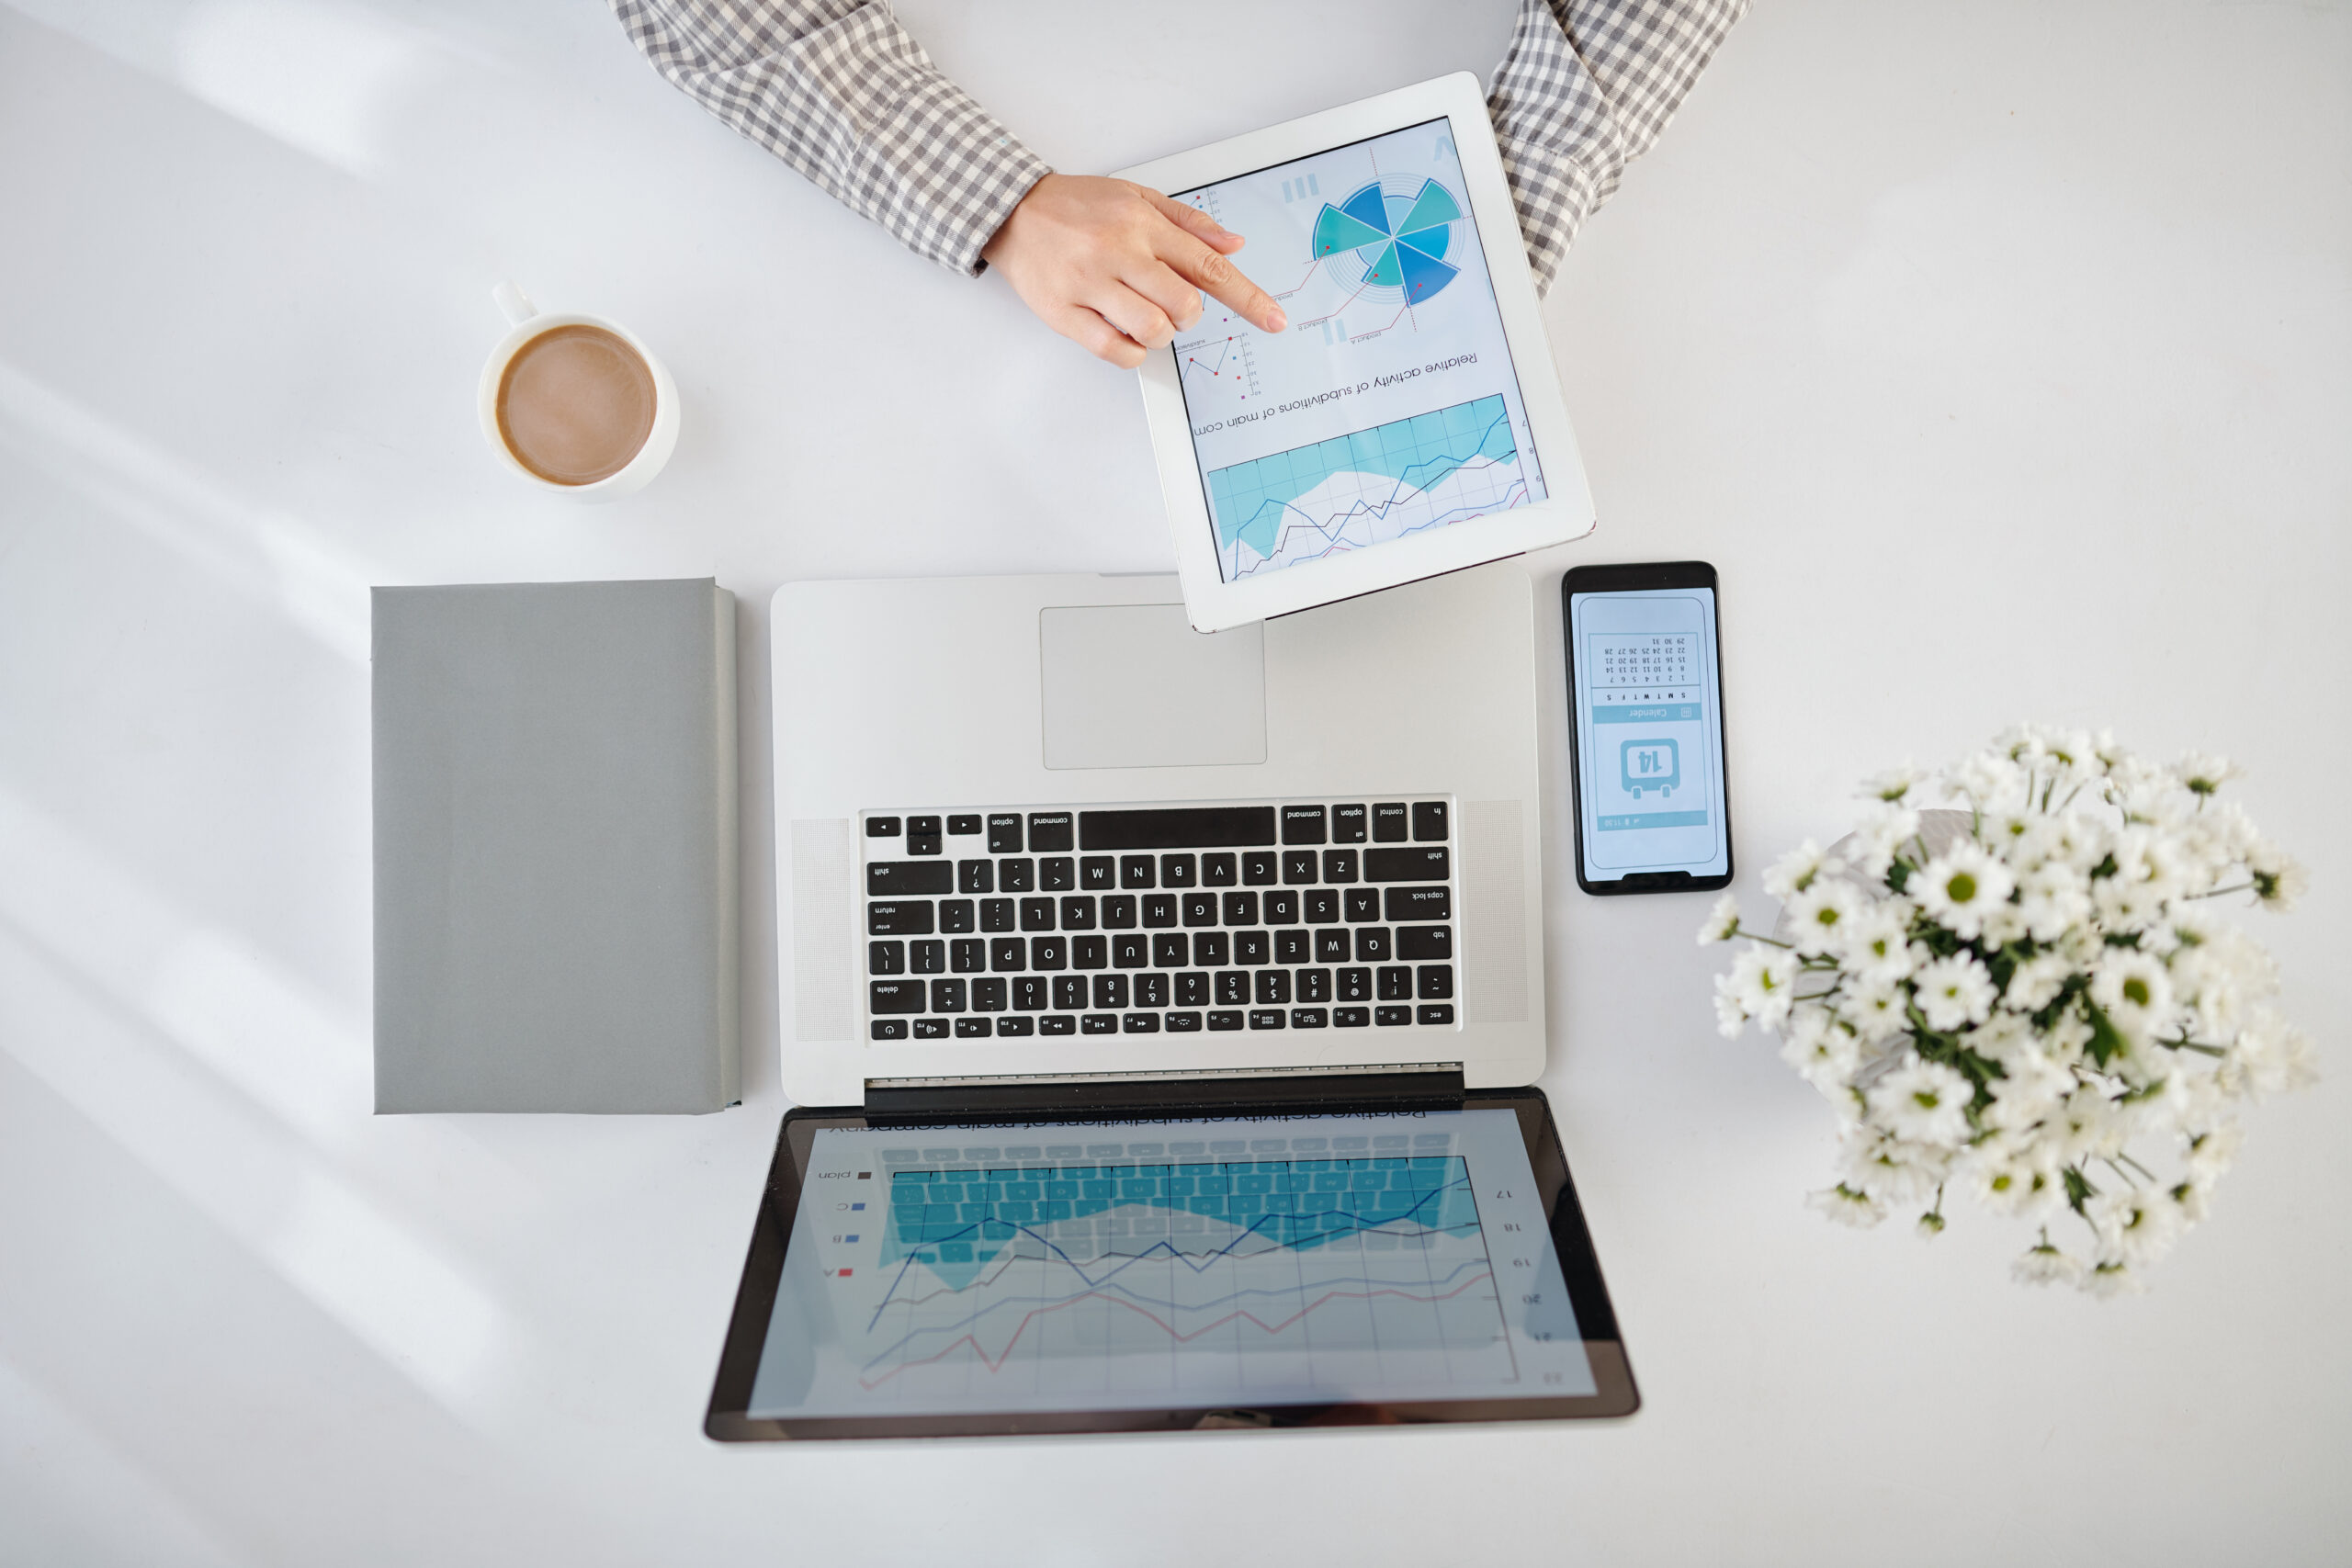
[{"x1": 1563, "y1": 566, "x2": 1731, "y2": 891}]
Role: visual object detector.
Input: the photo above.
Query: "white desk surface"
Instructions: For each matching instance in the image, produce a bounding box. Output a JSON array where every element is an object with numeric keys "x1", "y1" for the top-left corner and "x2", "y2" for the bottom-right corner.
[{"x1": 3, "y1": 2, "x2": 2347, "y2": 1562}]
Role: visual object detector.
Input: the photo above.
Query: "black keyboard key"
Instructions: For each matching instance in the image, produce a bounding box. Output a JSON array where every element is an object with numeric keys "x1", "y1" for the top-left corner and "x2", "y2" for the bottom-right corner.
[
  {"x1": 1338, "y1": 966, "x2": 1372, "y2": 1001},
  {"x1": 913, "y1": 1018, "x2": 951, "y2": 1039},
  {"x1": 1282, "y1": 850, "x2": 1317, "y2": 885},
  {"x1": 1367, "y1": 846, "x2": 1449, "y2": 883},
  {"x1": 1274, "y1": 929, "x2": 1309, "y2": 964},
  {"x1": 1322, "y1": 850, "x2": 1358, "y2": 884},
  {"x1": 1315, "y1": 930, "x2": 1351, "y2": 963},
  {"x1": 1135, "y1": 974, "x2": 1170, "y2": 1008},
  {"x1": 1040, "y1": 1014, "x2": 1077, "y2": 1035},
  {"x1": 1182, "y1": 892, "x2": 1218, "y2": 927},
  {"x1": 867, "y1": 816, "x2": 901, "y2": 838},
  {"x1": 1281, "y1": 805, "x2": 1327, "y2": 845},
  {"x1": 907, "y1": 815, "x2": 941, "y2": 838},
  {"x1": 1152, "y1": 933, "x2": 1189, "y2": 967},
  {"x1": 1079, "y1": 806, "x2": 1277, "y2": 851},
  {"x1": 868, "y1": 861, "x2": 952, "y2": 897},
  {"x1": 1142, "y1": 894, "x2": 1178, "y2": 929},
  {"x1": 948, "y1": 814, "x2": 981, "y2": 836},
  {"x1": 1222, "y1": 891, "x2": 1259, "y2": 926},
  {"x1": 1053, "y1": 976, "x2": 1088, "y2": 1010},
  {"x1": 1029, "y1": 813, "x2": 1075, "y2": 852},
  {"x1": 1375, "y1": 1005, "x2": 1412, "y2": 1026},
  {"x1": 1080, "y1": 855, "x2": 1116, "y2": 890},
  {"x1": 1303, "y1": 888, "x2": 1340, "y2": 923},
  {"x1": 951, "y1": 940, "x2": 985, "y2": 974},
  {"x1": 939, "y1": 899, "x2": 975, "y2": 933},
  {"x1": 869, "y1": 979, "x2": 925, "y2": 1014},
  {"x1": 1263, "y1": 890, "x2": 1300, "y2": 925},
  {"x1": 1291, "y1": 1008, "x2": 1329, "y2": 1029},
  {"x1": 1249, "y1": 1010, "x2": 1286, "y2": 1030},
  {"x1": 930, "y1": 978, "x2": 967, "y2": 1012},
  {"x1": 989, "y1": 937, "x2": 1026, "y2": 972},
  {"x1": 1102, "y1": 896, "x2": 1137, "y2": 930},
  {"x1": 1419, "y1": 1003, "x2": 1455, "y2": 1026},
  {"x1": 1193, "y1": 931, "x2": 1230, "y2": 966},
  {"x1": 957, "y1": 859, "x2": 995, "y2": 895},
  {"x1": 1241, "y1": 851, "x2": 1278, "y2": 886},
  {"x1": 871, "y1": 1019, "x2": 908, "y2": 1040},
  {"x1": 1166, "y1": 1011, "x2": 1203, "y2": 1032},
  {"x1": 1344, "y1": 888, "x2": 1381, "y2": 922},
  {"x1": 869, "y1": 940, "x2": 906, "y2": 975},
  {"x1": 1354, "y1": 927, "x2": 1392, "y2": 962},
  {"x1": 1413, "y1": 802, "x2": 1449, "y2": 841},
  {"x1": 1041, "y1": 856, "x2": 1075, "y2": 891},
  {"x1": 1202, "y1": 852, "x2": 1238, "y2": 886},
  {"x1": 972, "y1": 977, "x2": 1007, "y2": 1011},
  {"x1": 995, "y1": 1016, "x2": 1035, "y2": 1036},
  {"x1": 1059, "y1": 896, "x2": 1097, "y2": 931},
  {"x1": 999, "y1": 858, "x2": 1035, "y2": 893},
  {"x1": 1074, "y1": 936, "x2": 1108, "y2": 970},
  {"x1": 1234, "y1": 931, "x2": 1270, "y2": 965},
  {"x1": 1160, "y1": 853, "x2": 1197, "y2": 887},
  {"x1": 987, "y1": 814, "x2": 1024, "y2": 853},
  {"x1": 956, "y1": 1017, "x2": 992, "y2": 1037},
  {"x1": 1013, "y1": 976, "x2": 1047, "y2": 1011},
  {"x1": 1334, "y1": 1007, "x2": 1370, "y2": 1028},
  {"x1": 910, "y1": 939, "x2": 945, "y2": 974},
  {"x1": 1418, "y1": 964, "x2": 1454, "y2": 1000},
  {"x1": 1081, "y1": 1014, "x2": 1118, "y2": 1034},
  {"x1": 1296, "y1": 967, "x2": 1332, "y2": 1003},
  {"x1": 1122, "y1": 1013, "x2": 1160, "y2": 1033},
  {"x1": 1119, "y1": 854, "x2": 1156, "y2": 889},
  {"x1": 1372, "y1": 803, "x2": 1409, "y2": 841},
  {"x1": 1377, "y1": 966, "x2": 1412, "y2": 1000},
  {"x1": 1031, "y1": 936, "x2": 1067, "y2": 971},
  {"x1": 1209, "y1": 1010, "x2": 1246, "y2": 1031},
  {"x1": 866, "y1": 901, "x2": 933, "y2": 936},
  {"x1": 1176, "y1": 971, "x2": 1209, "y2": 1007},
  {"x1": 1385, "y1": 886, "x2": 1452, "y2": 922},
  {"x1": 1254, "y1": 970, "x2": 1291, "y2": 1006},
  {"x1": 1332, "y1": 805, "x2": 1368, "y2": 843},
  {"x1": 1215, "y1": 970, "x2": 1250, "y2": 1006},
  {"x1": 1093, "y1": 975, "x2": 1129, "y2": 1010},
  {"x1": 1020, "y1": 897, "x2": 1056, "y2": 931},
  {"x1": 1111, "y1": 933, "x2": 1148, "y2": 968},
  {"x1": 908, "y1": 834, "x2": 942, "y2": 856},
  {"x1": 981, "y1": 897, "x2": 1015, "y2": 932},
  {"x1": 1396, "y1": 925, "x2": 1453, "y2": 961}
]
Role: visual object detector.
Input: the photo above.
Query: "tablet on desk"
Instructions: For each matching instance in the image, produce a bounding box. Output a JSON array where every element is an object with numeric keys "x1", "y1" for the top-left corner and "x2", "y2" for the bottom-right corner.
[
  {"x1": 706, "y1": 1083, "x2": 1635, "y2": 1439},
  {"x1": 1118, "y1": 73, "x2": 1597, "y2": 632}
]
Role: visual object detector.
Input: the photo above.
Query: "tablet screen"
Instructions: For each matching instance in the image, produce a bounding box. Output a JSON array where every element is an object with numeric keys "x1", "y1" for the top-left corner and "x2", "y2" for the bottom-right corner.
[
  {"x1": 1170, "y1": 118, "x2": 1549, "y2": 583},
  {"x1": 741, "y1": 1109, "x2": 1595, "y2": 1422}
]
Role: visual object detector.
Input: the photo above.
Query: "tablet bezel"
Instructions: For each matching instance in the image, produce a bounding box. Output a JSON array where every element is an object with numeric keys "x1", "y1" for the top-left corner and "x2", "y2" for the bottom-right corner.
[
  {"x1": 704, "y1": 1086, "x2": 1638, "y2": 1440},
  {"x1": 1115, "y1": 72, "x2": 1597, "y2": 633}
]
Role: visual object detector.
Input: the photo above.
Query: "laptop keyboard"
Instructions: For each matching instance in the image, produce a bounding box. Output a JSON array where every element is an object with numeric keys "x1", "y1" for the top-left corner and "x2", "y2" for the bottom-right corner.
[{"x1": 862, "y1": 799, "x2": 1457, "y2": 1041}]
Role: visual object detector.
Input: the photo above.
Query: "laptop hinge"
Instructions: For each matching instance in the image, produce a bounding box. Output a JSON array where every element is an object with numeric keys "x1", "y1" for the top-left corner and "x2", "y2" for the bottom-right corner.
[{"x1": 861, "y1": 1062, "x2": 1465, "y2": 1125}]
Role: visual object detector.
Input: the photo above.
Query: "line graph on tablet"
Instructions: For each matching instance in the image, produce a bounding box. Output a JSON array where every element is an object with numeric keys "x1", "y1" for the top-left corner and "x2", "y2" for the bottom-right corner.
[{"x1": 859, "y1": 1147, "x2": 1517, "y2": 1396}]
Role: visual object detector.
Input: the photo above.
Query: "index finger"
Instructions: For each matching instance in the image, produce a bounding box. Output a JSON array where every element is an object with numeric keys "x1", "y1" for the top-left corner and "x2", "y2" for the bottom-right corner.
[{"x1": 1160, "y1": 234, "x2": 1285, "y2": 334}]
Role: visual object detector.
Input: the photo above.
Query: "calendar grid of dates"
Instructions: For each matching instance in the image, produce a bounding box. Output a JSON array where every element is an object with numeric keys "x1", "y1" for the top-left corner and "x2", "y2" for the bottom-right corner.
[{"x1": 863, "y1": 799, "x2": 1457, "y2": 1041}]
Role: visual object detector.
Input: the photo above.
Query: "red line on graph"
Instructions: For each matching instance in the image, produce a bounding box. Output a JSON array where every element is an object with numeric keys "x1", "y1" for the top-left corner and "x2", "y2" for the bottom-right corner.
[{"x1": 857, "y1": 1269, "x2": 1495, "y2": 1389}]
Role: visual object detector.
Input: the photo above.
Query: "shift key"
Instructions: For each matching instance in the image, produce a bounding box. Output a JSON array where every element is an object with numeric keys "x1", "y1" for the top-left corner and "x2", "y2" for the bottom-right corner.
[
  {"x1": 1385, "y1": 886, "x2": 1452, "y2": 922},
  {"x1": 1365, "y1": 846, "x2": 1449, "y2": 882},
  {"x1": 868, "y1": 860, "x2": 954, "y2": 897}
]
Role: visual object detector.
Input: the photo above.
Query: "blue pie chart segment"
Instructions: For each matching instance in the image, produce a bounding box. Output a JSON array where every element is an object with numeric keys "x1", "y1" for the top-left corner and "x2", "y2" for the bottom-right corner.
[
  {"x1": 1340, "y1": 183, "x2": 1390, "y2": 233},
  {"x1": 1395, "y1": 239, "x2": 1459, "y2": 304}
]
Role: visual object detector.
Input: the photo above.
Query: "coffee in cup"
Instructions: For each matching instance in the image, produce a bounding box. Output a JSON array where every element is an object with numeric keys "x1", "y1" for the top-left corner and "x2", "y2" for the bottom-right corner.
[{"x1": 478, "y1": 284, "x2": 679, "y2": 501}]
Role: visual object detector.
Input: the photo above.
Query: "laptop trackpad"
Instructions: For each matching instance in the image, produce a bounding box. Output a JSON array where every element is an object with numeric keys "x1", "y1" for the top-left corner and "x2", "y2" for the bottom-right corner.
[{"x1": 1039, "y1": 604, "x2": 1266, "y2": 770}]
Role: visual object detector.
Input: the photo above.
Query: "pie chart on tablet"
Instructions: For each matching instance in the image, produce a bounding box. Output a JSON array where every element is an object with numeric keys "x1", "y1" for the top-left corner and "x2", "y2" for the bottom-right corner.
[{"x1": 1310, "y1": 176, "x2": 1464, "y2": 306}]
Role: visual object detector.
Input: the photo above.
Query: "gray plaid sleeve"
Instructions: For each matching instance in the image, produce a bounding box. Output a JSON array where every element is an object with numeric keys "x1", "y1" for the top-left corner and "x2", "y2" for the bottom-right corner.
[
  {"x1": 610, "y1": 0, "x2": 1051, "y2": 276},
  {"x1": 1487, "y1": 0, "x2": 1747, "y2": 295}
]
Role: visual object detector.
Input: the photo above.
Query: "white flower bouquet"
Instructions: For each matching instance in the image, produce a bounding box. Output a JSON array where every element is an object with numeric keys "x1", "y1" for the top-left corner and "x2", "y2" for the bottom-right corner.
[{"x1": 1704, "y1": 726, "x2": 2314, "y2": 1295}]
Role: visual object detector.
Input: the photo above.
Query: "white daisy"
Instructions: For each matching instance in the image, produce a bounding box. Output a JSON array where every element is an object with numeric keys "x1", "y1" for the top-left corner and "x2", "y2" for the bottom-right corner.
[
  {"x1": 1967, "y1": 1148, "x2": 2059, "y2": 1217},
  {"x1": 1841, "y1": 900, "x2": 1917, "y2": 984},
  {"x1": 1867, "y1": 1058, "x2": 1975, "y2": 1145},
  {"x1": 2089, "y1": 1185, "x2": 2183, "y2": 1267},
  {"x1": 2012, "y1": 1242, "x2": 2083, "y2": 1289},
  {"x1": 2001, "y1": 951, "x2": 2075, "y2": 1015},
  {"x1": 2221, "y1": 1009, "x2": 2319, "y2": 1099},
  {"x1": 1915, "y1": 1210, "x2": 1947, "y2": 1240},
  {"x1": 2016, "y1": 861, "x2": 2093, "y2": 943},
  {"x1": 1841, "y1": 1130, "x2": 1952, "y2": 1203},
  {"x1": 1784, "y1": 878, "x2": 1866, "y2": 957},
  {"x1": 2184, "y1": 1122, "x2": 2244, "y2": 1185},
  {"x1": 2172, "y1": 752, "x2": 2242, "y2": 796},
  {"x1": 1849, "y1": 804, "x2": 1922, "y2": 884},
  {"x1": 2246, "y1": 847, "x2": 2309, "y2": 912},
  {"x1": 2090, "y1": 950, "x2": 2175, "y2": 1041},
  {"x1": 1763, "y1": 840, "x2": 1835, "y2": 899},
  {"x1": 1838, "y1": 975, "x2": 1912, "y2": 1045},
  {"x1": 1806, "y1": 1183, "x2": 1886, "y2": 1228},
  {"x1": 2082, "y1": 1260, "x2": 2146, "y2": 1299},
  {"x1": 1859, "y1": 765, "x2": 1921, "y2": 804},
  {"x1": 1914, "y1": 952, "x2": 1997, "y2": 1032},
  {"x1": 1912, "y1": 844, "x2": 2016, "y2": 942},
  {"x1": 1696, "y1": 891, "x2": 1743, "y2": 945},
  {"x1": 1720, "y1": 945, "x2": 1801, "y2": 1034}
]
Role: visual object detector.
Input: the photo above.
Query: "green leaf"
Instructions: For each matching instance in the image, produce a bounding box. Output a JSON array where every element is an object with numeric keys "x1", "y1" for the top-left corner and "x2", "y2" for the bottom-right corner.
[
  {"x1": 2082, "y1": 999, "x2": 2127, "y2": 1071},
  {"x1": 2063, "y1": 1165, "x2": 2097, "y2": 1215}
]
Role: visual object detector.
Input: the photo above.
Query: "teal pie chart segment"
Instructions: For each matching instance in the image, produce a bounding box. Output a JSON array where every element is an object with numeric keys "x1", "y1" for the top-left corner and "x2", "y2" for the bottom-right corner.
[
  {"x1": 1360, "y1": 241, "x2": 1405, "y2": 289},
  {"x1": 1312, "y1": 204, "x2": 1388, "y2": 257},
  {"x1": 1397, "y1": 180, "x2": 1462, "y2": 242}
]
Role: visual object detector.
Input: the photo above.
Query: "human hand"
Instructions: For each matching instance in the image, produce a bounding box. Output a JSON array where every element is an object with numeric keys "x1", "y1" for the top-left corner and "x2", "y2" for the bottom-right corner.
[{"x1": 981, "y1": 173, "x2": 1286, "y2": 368}]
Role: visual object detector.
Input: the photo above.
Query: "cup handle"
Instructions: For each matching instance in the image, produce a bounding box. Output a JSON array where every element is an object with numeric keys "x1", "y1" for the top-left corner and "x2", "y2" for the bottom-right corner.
[{"x1": 492, "y1": 281, "x2": 537, "y2": 327}]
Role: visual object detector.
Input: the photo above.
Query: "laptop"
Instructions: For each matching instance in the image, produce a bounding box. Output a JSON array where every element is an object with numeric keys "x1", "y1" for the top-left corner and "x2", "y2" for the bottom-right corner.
[{"x1": 703, "y1": 561, "x2": 1636, "y2": 1438}]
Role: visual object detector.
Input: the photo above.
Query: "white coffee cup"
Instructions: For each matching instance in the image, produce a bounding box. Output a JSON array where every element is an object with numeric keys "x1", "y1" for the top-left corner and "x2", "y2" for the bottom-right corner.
[{"x1": 477, "y1": 282, "x2": 679, "y2": 502}]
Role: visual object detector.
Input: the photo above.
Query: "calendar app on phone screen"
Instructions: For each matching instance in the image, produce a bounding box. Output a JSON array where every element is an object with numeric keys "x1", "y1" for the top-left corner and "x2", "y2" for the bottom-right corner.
[{"x1": 1567, "y1": 588, "x2": 1729, "y2": 881}]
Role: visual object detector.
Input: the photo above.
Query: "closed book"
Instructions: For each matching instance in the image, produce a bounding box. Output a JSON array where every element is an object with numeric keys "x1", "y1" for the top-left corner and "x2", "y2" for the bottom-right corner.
[{"x1": 372, "y1": 579, "x2": 738, "y2": 1112}]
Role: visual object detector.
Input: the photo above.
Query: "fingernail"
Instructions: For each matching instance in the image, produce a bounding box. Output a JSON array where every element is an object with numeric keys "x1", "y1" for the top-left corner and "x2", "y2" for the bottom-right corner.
[{"x1": 1266, "y1": 308, "x2": 1286, "y2": 331}]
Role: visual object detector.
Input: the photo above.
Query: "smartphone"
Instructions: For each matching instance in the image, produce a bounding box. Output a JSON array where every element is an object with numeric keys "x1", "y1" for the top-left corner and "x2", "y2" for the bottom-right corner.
[{"x1": 1561, "y1": 561, "x2": 1733, "y2": 895}]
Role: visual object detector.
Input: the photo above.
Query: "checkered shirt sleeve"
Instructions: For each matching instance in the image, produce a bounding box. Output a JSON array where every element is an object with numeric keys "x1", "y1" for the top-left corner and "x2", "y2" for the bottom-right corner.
[
  {"x1": 610, "y1": 0, "x2": 1051, "y2": 276},
  {"x1": 1488, "y1": 0, "x2": 1747, "y2": 296}
]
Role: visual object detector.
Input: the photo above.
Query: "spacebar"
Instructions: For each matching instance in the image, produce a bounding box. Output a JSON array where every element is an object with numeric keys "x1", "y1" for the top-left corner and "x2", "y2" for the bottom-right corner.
[{"x1": 1079, "y1": 807, "x2": 1279, "y2": 851}]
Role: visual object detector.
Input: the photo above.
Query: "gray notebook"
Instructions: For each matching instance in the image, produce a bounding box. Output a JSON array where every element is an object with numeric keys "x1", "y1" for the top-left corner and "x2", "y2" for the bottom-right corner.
[{"x1": 372, "y1": 579, "x2": 739, "y2": 1113}]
